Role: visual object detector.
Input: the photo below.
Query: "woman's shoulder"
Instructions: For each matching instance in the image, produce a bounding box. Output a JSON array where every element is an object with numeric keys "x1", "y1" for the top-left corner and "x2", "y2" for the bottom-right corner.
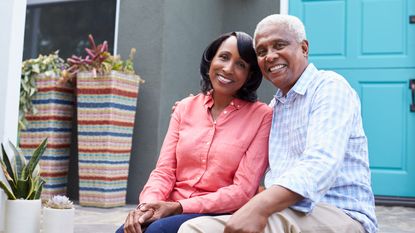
[
  {"x1": 177, "y1": 93, "x2": 204, "y2": 106},
  {"x1": 172, "y1": 93, "x2": 205, "y2": 114}
]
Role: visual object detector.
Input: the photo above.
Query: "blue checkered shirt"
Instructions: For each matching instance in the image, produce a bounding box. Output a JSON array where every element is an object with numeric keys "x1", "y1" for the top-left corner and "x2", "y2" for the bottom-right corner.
[{"x1": 264, "y1": 64, "x2": 378, "y2": 233}]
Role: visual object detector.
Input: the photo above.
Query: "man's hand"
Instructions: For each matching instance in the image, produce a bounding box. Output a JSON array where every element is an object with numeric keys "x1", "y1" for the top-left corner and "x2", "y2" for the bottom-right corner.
[
  {"x1": 171, "y1": 94, "x2": 193, "y2": 113},
  {"x1": 224, "y1": 185, "x2": 303, "y2": 233},
  {"x1": 224, "y1": 199, "x2": 269, "y2": 233}
]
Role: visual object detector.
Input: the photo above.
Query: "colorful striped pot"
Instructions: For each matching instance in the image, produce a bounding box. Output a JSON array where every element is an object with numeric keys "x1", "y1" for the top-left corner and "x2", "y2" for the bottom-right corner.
[
  {"x1": 76, "y1": 71, "x2": 141, "y2": 208},
  {"x1": 19, "y1": 74, "x2": 74, "y2": 200}
]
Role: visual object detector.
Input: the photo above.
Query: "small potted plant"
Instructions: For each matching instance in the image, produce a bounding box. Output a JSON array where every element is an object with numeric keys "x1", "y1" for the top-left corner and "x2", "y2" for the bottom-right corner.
[
  {"x1": 18, "y1": 51, "x2": 74, "y2": 201},
  {"x1": 42, "y1": 195, "x2": 75, "y2": 233},
  {"x1": 0, "y1": 138, "x2": 47, "y2": 233},
  {"x1": 64, "y1": 34, "x2": 144, "y2": 208}
]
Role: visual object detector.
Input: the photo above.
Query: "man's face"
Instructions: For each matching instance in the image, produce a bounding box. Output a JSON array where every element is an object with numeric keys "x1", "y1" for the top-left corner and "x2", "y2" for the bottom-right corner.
[{"x1": 254, "y1": 23, "x2": 309, "y2": 95}]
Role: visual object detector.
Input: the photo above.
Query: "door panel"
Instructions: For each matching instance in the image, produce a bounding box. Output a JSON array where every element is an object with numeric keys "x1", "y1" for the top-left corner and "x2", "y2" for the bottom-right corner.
[
  {"x1": 290, "y1": 0, "x2": 415, "y2": 197},
  {"x1": 291, "y1": 0, "x2": 415, "y2": 68},
  {"x1": 337, "y1": 68, "x2": 415, "y2": 196}
]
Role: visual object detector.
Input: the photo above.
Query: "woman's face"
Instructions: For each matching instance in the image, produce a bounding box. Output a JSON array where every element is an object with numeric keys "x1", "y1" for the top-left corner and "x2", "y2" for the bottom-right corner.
[{"x1": 208, "y1": 36, "x2": 251, "y2": 97}]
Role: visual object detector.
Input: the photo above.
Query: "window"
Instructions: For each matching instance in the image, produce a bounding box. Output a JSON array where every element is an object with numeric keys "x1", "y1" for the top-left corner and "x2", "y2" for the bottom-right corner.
[{"x1": 24, "y1": 0, "x2": 117, "y2": 60}]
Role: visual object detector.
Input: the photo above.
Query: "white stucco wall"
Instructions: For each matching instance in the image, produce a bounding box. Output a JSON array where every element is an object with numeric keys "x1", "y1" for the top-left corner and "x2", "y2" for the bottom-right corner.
[{"x1": 0, "y1": 0, "x2": 27, "y2": 231}]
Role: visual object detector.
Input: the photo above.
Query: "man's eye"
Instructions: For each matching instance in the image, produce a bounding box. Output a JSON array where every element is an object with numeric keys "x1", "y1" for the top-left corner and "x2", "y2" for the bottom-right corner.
[
  {"x1": 256, "y1": 49, "x2": 266, "y2": 57},
  {"x1": 276, "y1": 43, "x2": 286, "y2": 50}
]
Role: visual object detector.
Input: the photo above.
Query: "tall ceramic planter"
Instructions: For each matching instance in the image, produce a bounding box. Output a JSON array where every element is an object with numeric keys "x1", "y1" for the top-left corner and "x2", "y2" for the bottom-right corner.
[
  {"x1": 19, "y1": 74, "x2": 74, "y2": 200},
  {"x1": 5, "y1": 199, "x2": 41, "y2": 233},
  {"x1": 42, "y1": 207, "x2": 75, "y2": 233},
  {"x1": 77, "y1": 71, "x2": 141, "y2": 207}
]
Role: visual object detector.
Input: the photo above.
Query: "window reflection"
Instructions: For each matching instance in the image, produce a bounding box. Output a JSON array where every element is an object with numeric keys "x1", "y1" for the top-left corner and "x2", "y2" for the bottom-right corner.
[{"x1": 23, "y1": 0, "x2": 116, "y2": 60}]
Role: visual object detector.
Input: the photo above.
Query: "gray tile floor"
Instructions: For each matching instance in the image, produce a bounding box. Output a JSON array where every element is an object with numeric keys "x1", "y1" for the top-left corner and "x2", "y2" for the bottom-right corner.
[{"x1": 73, "y1": 204, "x2": 415, "y2": 233}]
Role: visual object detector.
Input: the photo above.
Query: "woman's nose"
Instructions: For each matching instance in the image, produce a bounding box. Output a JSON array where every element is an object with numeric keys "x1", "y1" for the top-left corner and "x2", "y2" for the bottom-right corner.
[{"x1": 222, "y1": 62, "x2": 234, "y2": 73}]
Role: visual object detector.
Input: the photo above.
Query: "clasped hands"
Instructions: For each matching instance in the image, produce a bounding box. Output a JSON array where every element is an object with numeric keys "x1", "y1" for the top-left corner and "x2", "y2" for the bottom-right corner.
[{"x1": 123, "y1": 201, "x2": 182, "y2": 233}]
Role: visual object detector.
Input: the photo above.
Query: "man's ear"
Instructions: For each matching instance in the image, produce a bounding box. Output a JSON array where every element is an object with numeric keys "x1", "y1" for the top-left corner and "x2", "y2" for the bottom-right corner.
[{"x1": 301, "y1": 40, "x2": 309, "y2": 57}]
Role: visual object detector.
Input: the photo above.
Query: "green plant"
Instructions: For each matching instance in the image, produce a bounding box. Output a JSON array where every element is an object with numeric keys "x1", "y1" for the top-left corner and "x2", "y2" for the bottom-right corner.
[
  {"x1": 62, "y1": 34, "x2": 140, "y2": 82},
  {"x1": 19, "y1": 51, "x2": 68, "y2": 130},
  {"x1": 0, "y1": 138, "x2": 47, "y2": 200}
]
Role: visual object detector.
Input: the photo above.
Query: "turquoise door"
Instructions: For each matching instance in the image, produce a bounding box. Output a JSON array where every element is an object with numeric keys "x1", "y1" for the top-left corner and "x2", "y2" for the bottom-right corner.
[{"x1": 290, "y1": 0, "x2": 415, "y2": 197}]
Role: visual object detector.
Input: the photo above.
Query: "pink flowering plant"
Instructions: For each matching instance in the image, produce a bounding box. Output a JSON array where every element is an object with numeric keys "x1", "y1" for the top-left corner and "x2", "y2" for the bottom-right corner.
[{"x1": 61, "y1": 34, "x2": 138, "y2": 83}]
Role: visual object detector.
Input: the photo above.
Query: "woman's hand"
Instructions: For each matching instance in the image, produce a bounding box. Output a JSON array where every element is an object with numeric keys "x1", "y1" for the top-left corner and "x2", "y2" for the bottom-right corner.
[
  {"x1": 123, "y1": 207, "x2": 154, "y2": 233},
  {"x1": 138, "y1": 201, "x2": 183, "y2": 223}
]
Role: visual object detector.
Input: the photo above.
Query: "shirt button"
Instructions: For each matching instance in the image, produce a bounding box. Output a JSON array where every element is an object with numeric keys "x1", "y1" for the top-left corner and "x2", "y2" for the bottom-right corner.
[
  {"x1": 224, "y1": 111, "x2": 227, "y2": 114},
  {"x1": 230, "y1": 102, "x2": 234, "y2": 106},
  {"x1": 202, "y1": 159, "x2": 206, "y2": 162},
  {"x1": 206, "y1": 142, "x2": 210, "y2": 145}
]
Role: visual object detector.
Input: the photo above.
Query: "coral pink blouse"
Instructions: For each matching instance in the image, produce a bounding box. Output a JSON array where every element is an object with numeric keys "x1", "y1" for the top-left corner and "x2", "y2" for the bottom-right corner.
[{"x1": 139, "y1": 93, "x2": 271, "y2": 213}]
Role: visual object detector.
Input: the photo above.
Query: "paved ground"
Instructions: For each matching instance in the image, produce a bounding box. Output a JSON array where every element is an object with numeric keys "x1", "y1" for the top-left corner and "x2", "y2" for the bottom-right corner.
[{"x1": 72, "y1": 204, "x2": 415, "y2": 233}]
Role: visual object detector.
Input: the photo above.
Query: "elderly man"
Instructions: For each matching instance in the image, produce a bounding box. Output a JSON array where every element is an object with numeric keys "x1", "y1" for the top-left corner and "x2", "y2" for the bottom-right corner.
[{"x1": 179, "y1": 14, "x2": 378, "y2": 233}]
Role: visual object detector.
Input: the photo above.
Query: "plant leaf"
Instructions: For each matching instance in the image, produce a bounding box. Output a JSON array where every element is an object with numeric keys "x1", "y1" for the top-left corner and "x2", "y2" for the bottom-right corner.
[
  {"x1": 8, "y1": 140, "x2": 26, "y2": 178},
  {"x1": 23, "y1": 138, "x2": 47, "y2": 180},
  {"x1": 32, "y1": 64, "x2": 40, "y2": 73},
  {"x1": 32, "y1": 177, "x2": 45, "y2": 200},
  {"x1": 1, "y1": 143, "x2": 16, "y2": 182},
  {"x1": 0, "y1": 181, "x2": 16, "y2": 200},
  {"x1": 15, "y1": 177, "x2": 30, "y2": 199}
]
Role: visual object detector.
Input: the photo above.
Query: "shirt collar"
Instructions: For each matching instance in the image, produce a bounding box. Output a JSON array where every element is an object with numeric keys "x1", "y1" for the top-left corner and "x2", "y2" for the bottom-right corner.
[{"x1": 274, "y1": 63, "x2": 317, "y2": 101}]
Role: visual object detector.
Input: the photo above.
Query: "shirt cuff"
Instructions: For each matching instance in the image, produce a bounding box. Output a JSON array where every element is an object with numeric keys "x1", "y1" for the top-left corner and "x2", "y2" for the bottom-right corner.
[
  {"x1": 271, "y1": 178, "x2": 318, "y2": 213},
  {"x1": 177, "y1": 198, "x2": 201, "y2": 213}
]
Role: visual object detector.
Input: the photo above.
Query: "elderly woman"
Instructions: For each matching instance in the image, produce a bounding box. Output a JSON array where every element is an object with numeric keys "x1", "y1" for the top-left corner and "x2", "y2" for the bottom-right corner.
[{"x1": 117, "y1": 31, "x2": 272, "y2": 233}]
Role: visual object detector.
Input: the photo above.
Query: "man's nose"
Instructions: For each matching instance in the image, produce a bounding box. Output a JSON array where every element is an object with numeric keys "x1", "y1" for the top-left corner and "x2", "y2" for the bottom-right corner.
[{"x1": 265, "y1": 52, "x2": 278, "y2": 63}]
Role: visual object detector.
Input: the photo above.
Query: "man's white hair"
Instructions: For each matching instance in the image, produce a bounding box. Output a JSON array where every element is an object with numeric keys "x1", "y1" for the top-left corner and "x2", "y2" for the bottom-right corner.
[{"x1": 253, "y1": 14, "x2": 307, "y2": 48}]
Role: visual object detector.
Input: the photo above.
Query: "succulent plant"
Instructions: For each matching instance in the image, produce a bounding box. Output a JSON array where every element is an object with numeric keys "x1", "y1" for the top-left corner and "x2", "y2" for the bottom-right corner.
[
  {"x1": 0, "y1": 138, "x2": 47, "y2": 200},
  {"x1": 44, "y1": 195, "x2": 74, "y2": 209}
]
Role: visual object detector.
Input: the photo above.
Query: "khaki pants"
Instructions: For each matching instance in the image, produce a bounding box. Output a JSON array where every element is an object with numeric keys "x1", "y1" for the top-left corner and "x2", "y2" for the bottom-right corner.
[{"x1": 178, "y1": 203, "x2": 365, "y2": 233}]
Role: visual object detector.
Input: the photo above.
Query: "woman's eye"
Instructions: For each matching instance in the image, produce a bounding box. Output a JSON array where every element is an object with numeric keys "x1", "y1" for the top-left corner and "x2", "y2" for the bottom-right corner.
[
  {"x1": 236, "y1": 61, "x2": 246, "y2": 69},
  {"x1": 219, "y1": 54, "x2": 228, "y2": 60}
]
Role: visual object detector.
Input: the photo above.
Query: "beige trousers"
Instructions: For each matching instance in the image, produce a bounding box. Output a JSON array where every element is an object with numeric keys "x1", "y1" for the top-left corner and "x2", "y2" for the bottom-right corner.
[{"x1": 178, "y1": 203, "x2": 365, "y2": 233}]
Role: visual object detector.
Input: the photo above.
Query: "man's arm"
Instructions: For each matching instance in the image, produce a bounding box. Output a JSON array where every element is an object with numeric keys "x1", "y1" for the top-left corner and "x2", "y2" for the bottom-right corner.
[{"x1": 224, "y1": 185, "x2": 302, "y2": 233}]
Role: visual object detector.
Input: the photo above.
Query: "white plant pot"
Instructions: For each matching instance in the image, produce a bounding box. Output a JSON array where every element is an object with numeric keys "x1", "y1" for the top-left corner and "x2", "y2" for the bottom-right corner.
[
  {"x1": 5, "y1": 199, "x2": 41, "y2": 233},
  {"x1": 42, "y1": 207, "x2": 74, "y2": 233},
  {"x1": 0, "y1": 191, "x2": 5, "y2": 232}
]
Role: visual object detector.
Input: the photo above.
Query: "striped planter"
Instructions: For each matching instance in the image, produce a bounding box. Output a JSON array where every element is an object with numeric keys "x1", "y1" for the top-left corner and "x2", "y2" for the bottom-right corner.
[
  {"x1": 77, "y1": 71, "x2": 141, "y2": 208},
  {"x1": 19, "y1": 74, "x2": 74, "y2": 200}
]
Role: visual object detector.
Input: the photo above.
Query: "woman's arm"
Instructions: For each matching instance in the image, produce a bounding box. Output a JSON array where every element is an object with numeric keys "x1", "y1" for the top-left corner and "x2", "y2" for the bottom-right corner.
[{"x1": 139, "y1": 105, "x2": 182, "y2": 203}]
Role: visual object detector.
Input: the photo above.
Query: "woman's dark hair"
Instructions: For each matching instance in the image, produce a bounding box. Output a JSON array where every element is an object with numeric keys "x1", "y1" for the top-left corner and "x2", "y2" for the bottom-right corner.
[{"x1": 200, "y1": 31, "x2": 262, "y2": 102}]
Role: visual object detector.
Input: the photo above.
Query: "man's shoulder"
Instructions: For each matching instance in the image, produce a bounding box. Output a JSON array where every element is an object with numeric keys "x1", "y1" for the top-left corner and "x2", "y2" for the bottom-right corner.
[
  {"x1": 249, "y1": 100, "x2": 273, "y2": 115},
  {"x1": 316, "y1": 69, "x2": 347, "y2": 84},
  {"x1": 313, "y1": 69, "x2": 354, "y2": 93}
]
